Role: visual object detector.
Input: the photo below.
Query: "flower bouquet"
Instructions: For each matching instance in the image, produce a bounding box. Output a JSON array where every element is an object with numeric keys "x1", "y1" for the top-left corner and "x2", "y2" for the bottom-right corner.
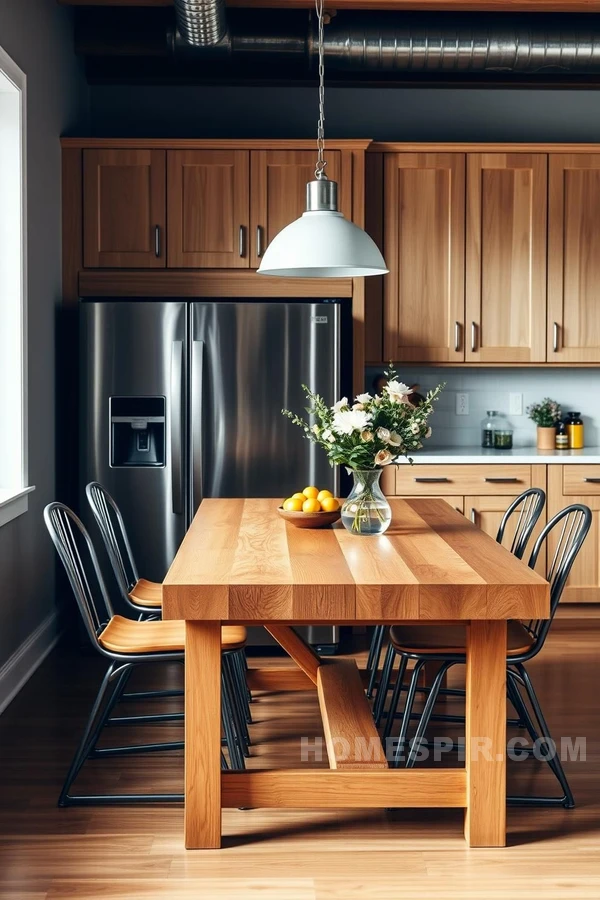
[{"x1": 282, "y1": 368, "x2": 444, "y2": 535}]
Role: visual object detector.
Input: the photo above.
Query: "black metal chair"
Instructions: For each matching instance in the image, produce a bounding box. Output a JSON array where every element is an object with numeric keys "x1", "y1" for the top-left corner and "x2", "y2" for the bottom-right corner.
[
  {"x1": 44, "y1": 501, "x2": 250, "y2": 806},
  {"x1": 370, "y1": 487, "x2": 546, "y2": 714},
  {"x1": 384, "y1": 503, "x2": 592, "y2": 808}
]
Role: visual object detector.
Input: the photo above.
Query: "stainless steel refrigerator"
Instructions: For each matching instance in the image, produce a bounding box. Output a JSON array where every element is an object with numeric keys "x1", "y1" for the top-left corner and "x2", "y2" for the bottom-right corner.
[{"x1": 80, "y1": 298, "x2": 347, "y2": 651}]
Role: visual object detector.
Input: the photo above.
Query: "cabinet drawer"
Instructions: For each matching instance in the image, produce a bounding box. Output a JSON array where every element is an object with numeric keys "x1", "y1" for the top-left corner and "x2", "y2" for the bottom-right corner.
[
  {"x1": 394, "y1": 464, "x2": 532, "y2": 496},
  {"x1": 562, "y1": 465, "x2": 600, "y2": 495}
]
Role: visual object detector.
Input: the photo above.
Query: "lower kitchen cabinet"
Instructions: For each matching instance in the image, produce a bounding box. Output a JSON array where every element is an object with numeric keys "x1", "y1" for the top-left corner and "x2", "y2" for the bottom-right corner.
[{"x1": 548, "y1": 465, "x2": 600, "y2": 603}]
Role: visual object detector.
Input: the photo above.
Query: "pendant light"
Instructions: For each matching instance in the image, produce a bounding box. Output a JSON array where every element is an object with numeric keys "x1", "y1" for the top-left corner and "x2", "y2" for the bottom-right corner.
[{"x1": 257, "y1": 0, "x2": 388, "y2": 278}]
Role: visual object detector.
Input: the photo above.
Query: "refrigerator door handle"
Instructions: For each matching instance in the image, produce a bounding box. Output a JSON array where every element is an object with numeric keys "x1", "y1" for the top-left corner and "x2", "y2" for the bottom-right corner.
[
  {"x1": 170, "y1": 340, "x2": 184, "y2": 515},
  {"x1": 191, "y1": 339, "x2": 205, "y2": 514}
]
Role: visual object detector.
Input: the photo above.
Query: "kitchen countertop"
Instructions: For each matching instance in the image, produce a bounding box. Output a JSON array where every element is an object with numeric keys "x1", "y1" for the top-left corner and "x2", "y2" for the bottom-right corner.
[{"x1": 399, "y1": 446, "x2": 600, "y2": 464}]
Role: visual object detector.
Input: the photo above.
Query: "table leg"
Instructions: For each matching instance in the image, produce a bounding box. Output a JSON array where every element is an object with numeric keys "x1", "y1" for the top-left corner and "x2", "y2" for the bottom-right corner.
[
  {"x1": 185, "y1": 621, "x2": 222, "y2": 849},
  {"x1": 464, "y1": 619, "x2": 507, "y2": 848}
]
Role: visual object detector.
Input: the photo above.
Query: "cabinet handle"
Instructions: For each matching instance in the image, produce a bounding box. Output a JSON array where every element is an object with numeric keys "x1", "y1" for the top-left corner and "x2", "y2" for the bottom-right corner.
[
  {"x1": 470, "y1": 507, "x2": 477, "y2": 524},
  {"x1": 239, "y1": 225, "x2": 246, "y2": 258},
  {"x1": 154, "y1": 225, "x2": 161, "y2": 258},
  {"x1": 484, "y1": 477, "x2": 519, "y2": 483},
  {"x1": 413, "y1": 477, "x2": 450, "y2": 483},
  {"x1": 583, "y1": 477, "x2": 600, "y2": 483},
  {"x1": 256, "y1": 225, "x2": 263, "y2": 258},
  {"x1": 454, "y1": 321, "x2": 462, "y2": 352},
  {"x1": 553, "y1": 322, "x2": 559, "y2": 353},
  {"x1": 471, "y1": 322, "x2": 477, "y2": 352}
]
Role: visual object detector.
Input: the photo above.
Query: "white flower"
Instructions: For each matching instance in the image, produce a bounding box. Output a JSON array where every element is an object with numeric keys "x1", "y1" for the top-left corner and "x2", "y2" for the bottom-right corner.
[
  {"x1": 388, "y1": 431, "x2": 402, "y2": 447},
  {"x1": 361, "y1": 429, "x2": 374, "y2": 442},
  {"x1": 386, "y1": 380, "x2": 413, "y2": 404},
  {"x1": 332, "y1": 397, "x2": 349, "y2": 413},
  {"x1": 425, "y1": 426, "x2": 432, "y2": 439},
  {"x1": 374, "y1": 449, "x2": 393, "y2": 466},
  {"x1": 332, "y1": 409, "x2": 371, "y2": 435},
  {"x1": 322, "y1": 428, "x2": 335, "y2": 443},
  {"x1": 352, "y1": 403, "x2": 365, "y2": 411},
  {"x1": 410, "y1": 422, "x2": 421, "y2": 434},
  {"x1": 312, "y1": 424, "x2": 320, "y2": 435},
  {"x1": 377, "y1": 426, "x2": 391, "y2": 442},
  {"x1": 356, "y1": 392, "x2": 371, "y2": 404}
]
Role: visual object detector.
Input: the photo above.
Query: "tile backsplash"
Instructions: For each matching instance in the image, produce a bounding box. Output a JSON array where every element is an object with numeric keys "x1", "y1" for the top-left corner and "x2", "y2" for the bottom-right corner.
[{"x1": 365, "y1": 367, "x2": 600, "y2": 448}]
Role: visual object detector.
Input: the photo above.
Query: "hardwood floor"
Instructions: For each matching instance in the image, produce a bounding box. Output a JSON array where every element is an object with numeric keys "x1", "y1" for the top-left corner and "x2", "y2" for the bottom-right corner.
[{"x1": 0, "y1": 622, "x2": 599, "y2": 898}]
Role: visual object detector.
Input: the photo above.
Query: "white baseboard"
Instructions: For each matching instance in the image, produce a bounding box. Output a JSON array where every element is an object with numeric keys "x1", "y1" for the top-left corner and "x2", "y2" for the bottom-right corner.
[{"x1": 0, "y1": 610, "x2": 61, "y2": 715}]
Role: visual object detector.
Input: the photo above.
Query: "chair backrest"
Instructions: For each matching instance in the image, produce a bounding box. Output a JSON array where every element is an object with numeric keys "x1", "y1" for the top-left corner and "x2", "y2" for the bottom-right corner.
[
  {"x1": 44, "y1": 502, "x2": 114, "y2": 651},
  {"x1": 496, "y1": 488, "x2": 546, "y2": 560},
  {"x1": 85, "y1": 482, "x2": 139, "y2": 599},
  {"x1": 522, "y1": 503, "x2": 592, "y2": 655}
]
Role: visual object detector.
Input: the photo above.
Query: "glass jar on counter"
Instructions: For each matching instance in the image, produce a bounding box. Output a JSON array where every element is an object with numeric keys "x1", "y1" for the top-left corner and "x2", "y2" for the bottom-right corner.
[
  {"x1": 565, "y1": 412, "x2": 584, "y2": 449},
  {"x1": 481, "y1": 410, "x2": 513, "y2": 450}
]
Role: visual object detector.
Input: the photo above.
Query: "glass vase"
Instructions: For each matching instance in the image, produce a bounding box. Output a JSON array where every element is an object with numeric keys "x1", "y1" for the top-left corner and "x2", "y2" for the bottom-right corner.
[{"x1": 341, "y1": 469, "x2": 392, "y2": 536}]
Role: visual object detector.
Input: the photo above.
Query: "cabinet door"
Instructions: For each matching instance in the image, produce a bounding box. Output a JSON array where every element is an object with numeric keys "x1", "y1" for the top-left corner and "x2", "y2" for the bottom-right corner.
[
  {"x1": 167, "y1": 150, "x2": 250, "y2": 268},
  {"x1": 383, "y1": 153, "x2": 465, "y2": 363},
  {"x1": 466, "y1": 493, "x2": 546, "y2": 575},
  {"x1": 548, "y1": 466, "x2": 600, "y2": 602},
  {"x1": 83, "y1": 149, "x2": 166, "y2": 268},
  {"x1": 466, "y1": 154, "x2": 547, "y2": 363},
  {"x1": 548, "y1": 154, "x2": 600, "y2": 363},
  {"x1": 250, "y1": 150, "x2": 345, "y2": 269}
]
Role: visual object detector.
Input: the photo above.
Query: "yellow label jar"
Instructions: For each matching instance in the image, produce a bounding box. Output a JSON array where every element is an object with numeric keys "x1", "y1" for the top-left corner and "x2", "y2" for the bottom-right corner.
[{"x1": 565, "y1": 412, "x2": 584, "y2": 450}]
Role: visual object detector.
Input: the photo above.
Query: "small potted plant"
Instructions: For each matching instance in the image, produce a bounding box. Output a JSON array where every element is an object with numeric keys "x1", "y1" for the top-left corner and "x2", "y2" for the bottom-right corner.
[
  {"x1": 282, "y1": 367, "x2": 444, "y2": 535},
  {"x1": 526, "y1": 398, "x2": 562, "y2": 450}
]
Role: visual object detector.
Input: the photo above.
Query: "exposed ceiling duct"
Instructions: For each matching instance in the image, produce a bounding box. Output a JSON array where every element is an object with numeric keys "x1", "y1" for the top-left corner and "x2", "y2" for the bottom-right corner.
[{"x1": 173, "y1": 0, "x2": 228, "y2": 47}]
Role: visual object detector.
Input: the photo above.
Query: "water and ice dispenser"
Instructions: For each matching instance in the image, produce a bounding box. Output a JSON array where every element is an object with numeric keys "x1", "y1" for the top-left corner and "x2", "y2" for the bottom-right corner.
[{"x1": 110, "y1": 397, "x2": 165, "y2": 467}]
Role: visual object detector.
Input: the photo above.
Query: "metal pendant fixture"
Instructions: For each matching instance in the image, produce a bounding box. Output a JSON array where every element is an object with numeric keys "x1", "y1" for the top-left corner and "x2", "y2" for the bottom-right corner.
[{"x1": 257, "y1": 0, "x2": 388, "y2": 278}]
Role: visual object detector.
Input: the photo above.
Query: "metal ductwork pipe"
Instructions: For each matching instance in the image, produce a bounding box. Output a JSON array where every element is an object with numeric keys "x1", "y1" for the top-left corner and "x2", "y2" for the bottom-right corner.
[{"x1": 174, "y1": 0, "x2": 228, "y2": 47}]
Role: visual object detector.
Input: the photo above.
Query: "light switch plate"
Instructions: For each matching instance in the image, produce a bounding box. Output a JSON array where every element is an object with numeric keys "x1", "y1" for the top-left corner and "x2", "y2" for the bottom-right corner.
[
  {"x1": 456, "y1": 392, "x2": 469, "y2": 416},
  {"x1": 509, "y1": 393, "x2": 523, "y2": 416}
]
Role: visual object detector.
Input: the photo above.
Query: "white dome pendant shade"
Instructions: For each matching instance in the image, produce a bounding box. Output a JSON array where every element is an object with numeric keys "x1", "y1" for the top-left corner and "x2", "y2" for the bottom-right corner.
[{"x1": 257, "y1": 178, "x2": 388, "y2": 278}]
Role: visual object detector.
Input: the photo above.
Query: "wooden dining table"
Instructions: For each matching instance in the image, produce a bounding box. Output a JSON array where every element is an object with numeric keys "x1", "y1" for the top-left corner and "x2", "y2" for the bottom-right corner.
[{"x1": 162, "y1": 497, "x2": 550, "y2": 850}]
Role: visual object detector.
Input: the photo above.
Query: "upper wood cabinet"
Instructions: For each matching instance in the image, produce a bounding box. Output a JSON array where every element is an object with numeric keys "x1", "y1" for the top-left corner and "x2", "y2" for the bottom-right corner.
[
  {"x1": 548, "y1": 154, "x2": 600, "y2": 363},
  {"x1": 83, "y1": 149, "x2": 166, "y2": 268},
  {"x1": 250, "y1": 150, "x2": 347, "y2": 269},
  {"x1": 466, "y1": 154, "x2": 547, "y2": 363},
  {"x1": 167, "y1": 150, "x2": 250, "y2": 268},
  {"x1": 383, "y1": 153, "x2": 465, "y2": 363}
]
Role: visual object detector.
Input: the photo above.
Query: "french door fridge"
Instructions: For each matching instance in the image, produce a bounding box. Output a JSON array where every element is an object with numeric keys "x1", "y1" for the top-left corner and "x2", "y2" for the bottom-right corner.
[{"x1": 80, "y1": 298, "x2": 345, "y2": 649}]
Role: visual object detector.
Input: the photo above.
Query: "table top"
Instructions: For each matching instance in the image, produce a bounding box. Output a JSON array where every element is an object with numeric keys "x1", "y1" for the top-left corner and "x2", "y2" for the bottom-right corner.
[{"x1": 162, "y1": 498, "x2": 549, "y2": 623}]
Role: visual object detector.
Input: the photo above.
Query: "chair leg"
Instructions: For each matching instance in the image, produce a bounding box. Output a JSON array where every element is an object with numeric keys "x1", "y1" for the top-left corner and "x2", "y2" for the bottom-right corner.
[
  {"x1": 373, "y1": 644, "x2": 396, "y2": 726},
  {"x1": 221, "y1": 669, "x2": 245, "y2": 770},
  {"x1": 392, "y1": 658, "x2": 425, "y2": 768},
  {"x1": 514, "y1": 664, "x2": 575, "y2": 809},
  {"x1": 366, "y1": 626, "x2": 386, "y2": 700},
  {"x1": 232, "y1": 649, "x2": 253, "y2": 725},
  {"x1": 223, "y1": 653, "x2": 250, "y2": 755},
  {"x1": 382, "y1": 655, "x2": 408, "y2": 741},
  {"x1": 406, "y1": 661, "x2": 455, "y2": 768}
]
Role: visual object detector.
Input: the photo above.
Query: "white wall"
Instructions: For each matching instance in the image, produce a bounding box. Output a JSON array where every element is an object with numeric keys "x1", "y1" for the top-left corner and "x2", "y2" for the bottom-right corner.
[
  {"x1": 366, "y1": 367, "x2": 600, "y2": 449},
  {"x1": 0, "y1": 0, "x2": 88, "y2": 706}
]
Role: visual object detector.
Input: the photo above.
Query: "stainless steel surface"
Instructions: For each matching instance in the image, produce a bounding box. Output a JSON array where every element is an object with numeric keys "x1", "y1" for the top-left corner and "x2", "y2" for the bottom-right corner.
[
  {"x1": 306, "y1": 178, "x2": 338, "y2": 212},
  {"x1": 80, "y1": 301, "x2": 187, "y2": 583},
  {"x1": 174, "y1": 0, "x2": 227, "y2": 47},
  {"x1": 190, "y1": 301, "x2": 341, "y2": 512},
  {"x1": 471, "y1": 321, "x2": 477, "y2": 353},
  {"x1": 154, "y1": 225, "x2": 161, "y2": 258},
  {"x1": 553, "y1": 321, "x2": 559, "y2": 352},
  {"x1": 170, "y1": 340, "x2": 184, "y2": 515},
  {"x1": 256, "y1": 225, "x2": 263, "y2": 258},
  {"x1": 454, "y1": 321, "x2": 461, "y2": 353},
  {"x1": 190, "y1": 339, "x2": 205, "y2": 517}
]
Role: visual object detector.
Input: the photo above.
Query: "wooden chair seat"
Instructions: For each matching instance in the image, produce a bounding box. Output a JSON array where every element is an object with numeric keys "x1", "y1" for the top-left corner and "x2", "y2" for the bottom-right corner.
[
  {"x1": 129, "y1": 578, "x2": 163, "y2": 608},
  {"x1": 98, "y1": 615, "x2": 247, "y2": 655},
  {"x1": 389, "y1": 620, "x2": 534, "y2": 658}
]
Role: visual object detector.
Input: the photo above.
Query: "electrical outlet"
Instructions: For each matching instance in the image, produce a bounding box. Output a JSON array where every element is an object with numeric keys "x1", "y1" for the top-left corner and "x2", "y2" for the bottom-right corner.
[
  {"x1": 456, "y1": 392, "x2": 469, "y2": 416},
  {"x1": 509, "y1": 393, "x2": 523, "y2": 416}
]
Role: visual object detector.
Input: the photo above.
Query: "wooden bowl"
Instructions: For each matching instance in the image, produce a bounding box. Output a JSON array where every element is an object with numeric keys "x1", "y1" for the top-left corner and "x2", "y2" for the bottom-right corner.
[{"x1": 277, "y1": 506, "x2": 341, "y2": 529}]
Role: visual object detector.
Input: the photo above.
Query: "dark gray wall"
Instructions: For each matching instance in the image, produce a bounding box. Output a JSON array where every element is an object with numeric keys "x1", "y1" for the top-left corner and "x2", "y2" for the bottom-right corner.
[
  {"x1": 0, "y1": 1, "x2": 88, "y2": 674},
  {"x1": 91, "y1": 84, "x2": 600, "y2": 141}
]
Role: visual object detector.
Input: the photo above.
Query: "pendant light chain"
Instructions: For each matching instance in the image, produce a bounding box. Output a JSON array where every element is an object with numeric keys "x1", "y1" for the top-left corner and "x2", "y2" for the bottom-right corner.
[{"x1": 315, "y1": 0, "x2": 327, "y2": 181}]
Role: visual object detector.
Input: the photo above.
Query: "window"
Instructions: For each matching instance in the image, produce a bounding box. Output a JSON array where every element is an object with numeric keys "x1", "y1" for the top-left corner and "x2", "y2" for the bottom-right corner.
[{"x1": 0, "y1": 47, "x2": 32, "y2": 526}]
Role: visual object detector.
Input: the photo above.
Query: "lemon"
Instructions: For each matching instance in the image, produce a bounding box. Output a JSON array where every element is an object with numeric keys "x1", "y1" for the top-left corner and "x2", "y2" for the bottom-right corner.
[
  {"x1": 302, "y1": 498, "x2": 321, "y2": 513},
  {"x1": 283, "y1": 498, "x2": 304, "y2": 512},
  {"x1": 303, "y1": 486, "x2": 319, "y2": 500},
  {"x1": 291, "y1": 492, "x2": 306, "y2": 501},
  {"x1": 321, "y1": 497, "x2": 340, "y2": 512},
  {"x1": 317, "y1": 489, "x2": 333, "y2": 503}
]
